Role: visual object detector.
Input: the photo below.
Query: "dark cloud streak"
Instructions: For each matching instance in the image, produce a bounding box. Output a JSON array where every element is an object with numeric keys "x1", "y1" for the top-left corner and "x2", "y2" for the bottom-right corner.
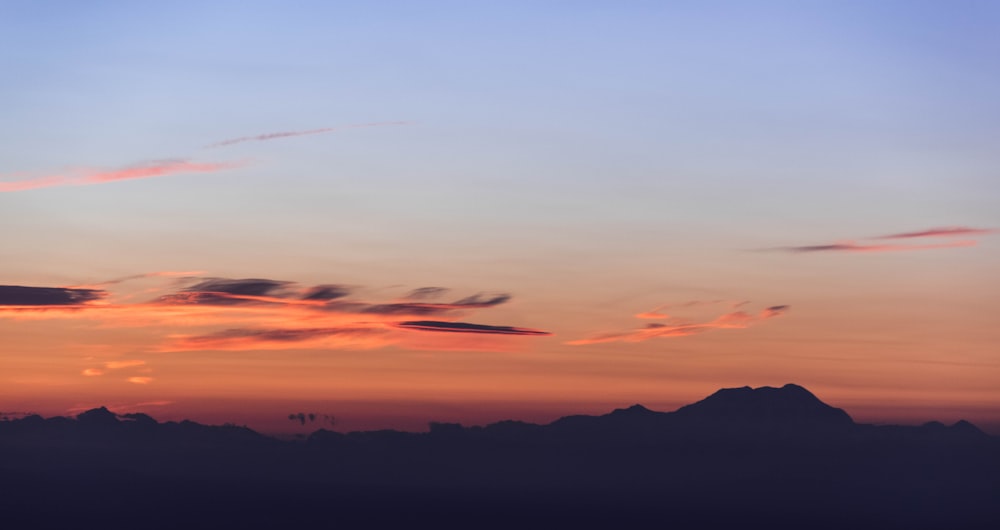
[
  {"x1": 396, "y1": 321, "x2": 551, "y2": 336},
  {"x1": 404, "y1": 287, "x2": 449, "y2": 300},
  {"x1": 874, "y1": 226, "x2": 997, "y2": 239},
  {"x1": 0, "y1": 285, "x2": 106, "y2": 306},
  {"x1": 302, "y1": 285, "x2": 351, "y2": 301}
]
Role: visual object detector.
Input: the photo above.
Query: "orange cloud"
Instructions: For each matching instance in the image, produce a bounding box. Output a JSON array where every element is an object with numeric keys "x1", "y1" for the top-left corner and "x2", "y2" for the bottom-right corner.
[
  {"x1": 635, "y1": 310, "x2": 671, "y2": 319},
  {"x1": 0, "y1": 160, "x2": 242, "y2": 193},
  {"x1": 205, "y1": 121, "x2": 410, "y2": 148},
  {"x1": 635, "y1": 300, "x2": 747, "y2": 319},
  {"x1": 1, "y1": 275, "x2": 546, "y2": 354},
  {"x1": 128, "y1": 377, "x2": 154, "y2": 385},
  {"x1": 569, "y1": 304, "x2": 789, "y2": 345},
  {"x1": 82, "y1": 368, "x2": 104, "y2": 377},
  {"x1": 105, "y1": 360, "x2": 146, "y2": 370}
]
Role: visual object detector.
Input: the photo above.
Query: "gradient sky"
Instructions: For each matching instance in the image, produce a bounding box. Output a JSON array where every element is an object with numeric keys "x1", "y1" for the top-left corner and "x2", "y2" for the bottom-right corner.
[{"x1": 2, "y1": 1, "x2": 999, "y2": 435}]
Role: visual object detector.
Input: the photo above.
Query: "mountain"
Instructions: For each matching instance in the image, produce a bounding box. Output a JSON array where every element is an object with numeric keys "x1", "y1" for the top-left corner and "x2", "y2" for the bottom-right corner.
[
  {"x1": 1, "y1": 385, "x2": 997, "y2": 529},
  {"x1": 674, "y1": 383, "x2": 854, "y2": 425}
]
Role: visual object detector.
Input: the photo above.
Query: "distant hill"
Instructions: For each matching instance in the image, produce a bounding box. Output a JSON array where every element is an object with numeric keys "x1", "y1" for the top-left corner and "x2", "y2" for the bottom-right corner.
[{"x1": 1, "y1": 384, "x2": 997, "y2": 529}]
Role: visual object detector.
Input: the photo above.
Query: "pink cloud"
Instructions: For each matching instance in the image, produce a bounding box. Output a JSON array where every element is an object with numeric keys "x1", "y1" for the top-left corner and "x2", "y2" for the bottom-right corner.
[
  {"x1": 205, "y1": 121, "x2": 410, "y2": 148},
  {"x1": 568, "y1": 304, "x2": 789, "y2": 346},
  {"x1": 0, "y1": 160, "x2": 242, "y2": 193}
]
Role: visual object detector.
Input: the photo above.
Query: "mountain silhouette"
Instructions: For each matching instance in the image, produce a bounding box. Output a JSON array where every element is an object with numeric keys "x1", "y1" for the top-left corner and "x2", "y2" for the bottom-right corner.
[
  {"x1": 1, "y1": 384, "x2": 997, "y2": 529},
  {"x1": 674, "y1": 383, "x2": 854, "y2": 424}
]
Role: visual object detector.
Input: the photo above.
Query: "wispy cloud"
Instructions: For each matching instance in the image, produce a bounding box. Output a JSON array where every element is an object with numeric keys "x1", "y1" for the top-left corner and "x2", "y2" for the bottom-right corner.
[
  {"x1": 873, "y1": 226, "x2": 997, "y2": 240},
  {"x1": 395, "y1": 321, "x2": 551, "y2": 336},
  {"x1": 634, "y1": 300, "x2": 745, "y2": 319},
  {"x1": 204, "y1": 121, "x2": 410, "y2": 148},
  {"x1": 772, "y1": 225, "x2": 995, "y2": 254},
  {"x1": 66, "y1": 271, "x2": 205, "y2": 290},
  {"x1": 81, "y1": 359, "x2": 149, "y2": 378},
  {"x1": 568, "y1": 305, "x2": 788, "y2": 345},
  {"x1": 105, "y1": 360, "x2": 146, "y2": 370},
  {"x1": 127, "y1": 377, "x2": 154, "y2": 385},
  {"x1": 165, "y1": 326, "x2": 390, "y2": 351},
  {"x1": 404, "y1": 287, "x2": 449, "y2": 300},
  {"x1": 360, "y1": 293, "x2": 511, "y2": 316},
  {"x1": 0, "y1": 160, "x2": 242, "y2": 193},
  {"x1": 776, "y1": 240, "x2": 977, "y2": 253}
]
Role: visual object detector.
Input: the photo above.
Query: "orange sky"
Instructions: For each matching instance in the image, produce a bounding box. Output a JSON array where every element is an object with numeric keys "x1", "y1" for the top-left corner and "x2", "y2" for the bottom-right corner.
[{"x1": 2, "y1": 3, "x2": 999, "y2": 435}]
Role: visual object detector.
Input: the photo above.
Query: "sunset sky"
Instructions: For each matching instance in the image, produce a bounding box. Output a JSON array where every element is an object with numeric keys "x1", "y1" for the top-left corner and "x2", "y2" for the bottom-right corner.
[{"x1": 2, "y1": 1, "x2": 998, "y2": 435}]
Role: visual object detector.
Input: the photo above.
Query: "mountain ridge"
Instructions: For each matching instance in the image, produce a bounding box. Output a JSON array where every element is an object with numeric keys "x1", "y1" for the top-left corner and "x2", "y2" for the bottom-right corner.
[
  {"x1": 0, "y1": 383, "x2": 988, "y2": 439},
  {"x1": 2, "y1": 383, "x2": 998, "y2": 529}
]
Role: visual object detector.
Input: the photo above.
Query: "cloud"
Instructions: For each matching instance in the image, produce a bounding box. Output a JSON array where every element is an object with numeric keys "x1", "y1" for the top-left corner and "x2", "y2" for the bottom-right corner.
[
  {"x1": 0, "y1": 285, "x2": 107, "y2": 306},
  {"x1": 155, "y1": 278, "x2": 297, "y2": 306},
  {"x1": 361, "y1": 293, "x2": 511, "y2": 316},
  {"x1": 165, "y1": 326, "x2": 390, "y2": 351},
  {"x1": 873, "y1": 226, "x2": 997, "y2": 240},
  {"x1": 635, "y1": 309, "x2": 671, "y2": 319},
  {"x1": 127, "y1": 377, "x2": 153, "y2": 385},
  {"x1": 775, "y1": 240, "x2": 977, "y2": 253},
  {"x1": 65, "y1": 271, "x2": 205, "y2": 289},
  {"x1": 205, "y1": 121, "x2": 410, "y2": 148},
  {"x1": 82, "y1": 368, "x2": 104, "y2": 377},
  {"x1": 302, "y1": 285, "x2": 351, "y2": 301},
  {"x1": 634, "y1": 300, "x2": 739, "y2": 319},
  {"x1": 568, "y1": 304, "x2": 788, "y2": 345},
  {"x1": 395, "y1": 321, "x2": 551, "y2": 336},
  {"x1": 185, "y1": 278, "x2": 292, "y2": 297},
  {"x1": 2, "y1": 273, "x2": 542, "y2": 353},
  {"x1": 105, "y1": 360, "x2": 146, "y2": 370},
  {"x1": 772, "y1": 225, "x2": 996, "y2": 254},
  {"x1": 0, "y1": 160, "x2": 242, "y2": 193},
  {"x1": 760, "y1": 305, "x2": 789, "y2": 319},
  {"x1": 404, "y1": 287, "x2": 449, "y2": 300},
  {"x1": 122, "y1": 276, "x2": 507, "y2": 317}
]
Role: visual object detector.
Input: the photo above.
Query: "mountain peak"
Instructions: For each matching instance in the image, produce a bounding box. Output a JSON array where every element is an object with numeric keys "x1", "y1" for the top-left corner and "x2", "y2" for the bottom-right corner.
[
  {"x1": 674, "y1": 384, "x2": 854, "y2": 426},
  {"x1": 76, "y1": 406, "x2": 119, "y2": 425},
  {"x1": 612, "y1": 404, "x2": 652, "y2": 415}
]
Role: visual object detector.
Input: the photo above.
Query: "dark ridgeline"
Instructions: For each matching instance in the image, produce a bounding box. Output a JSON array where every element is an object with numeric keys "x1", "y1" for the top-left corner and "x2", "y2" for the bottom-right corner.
[{"x1": 1, "y1": 384, "x2": 998, "y2": 529}]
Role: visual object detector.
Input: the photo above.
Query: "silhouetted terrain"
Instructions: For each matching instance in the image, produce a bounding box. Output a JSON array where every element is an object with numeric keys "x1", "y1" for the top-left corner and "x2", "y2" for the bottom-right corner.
[{"x1": 2, "y1": 384, "x2": 998, "y2": 529}]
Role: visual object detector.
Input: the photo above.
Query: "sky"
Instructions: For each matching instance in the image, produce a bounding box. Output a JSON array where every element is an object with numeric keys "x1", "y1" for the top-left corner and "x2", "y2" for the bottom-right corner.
[{"x1": 2, "y1": 1, "x2": 999, "y2": 435}]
